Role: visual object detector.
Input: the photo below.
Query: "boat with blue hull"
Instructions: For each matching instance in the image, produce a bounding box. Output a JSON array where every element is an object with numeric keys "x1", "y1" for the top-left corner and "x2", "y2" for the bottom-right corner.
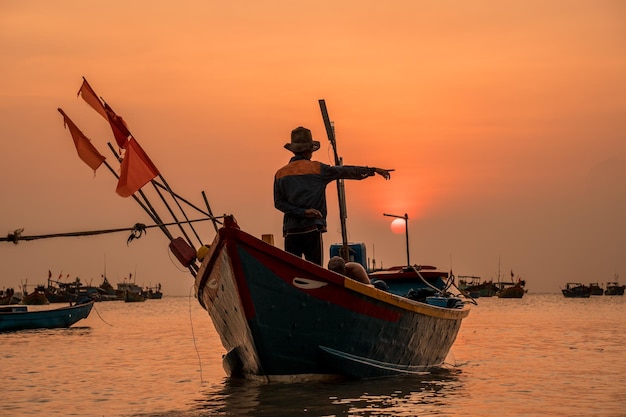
[
  {"x1": 0, "y1": 299, "x2": 94, "y2": 332},
  {"x1": 196, "y1": 216, "x2": 470, "y2": 381},
  {"x1": 56, "y1": 84, "x2": 471, "y2": 382}
]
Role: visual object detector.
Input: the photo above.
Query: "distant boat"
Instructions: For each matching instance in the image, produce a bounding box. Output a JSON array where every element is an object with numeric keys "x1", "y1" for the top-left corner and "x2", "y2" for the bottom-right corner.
[
  {"x1": 116, "y1": 279, "x2": 145, "y2": 302},
  {"x1": 589, "y1": 283, "x2": 604, "y2": 296},
  {"x1": 97, "y1": 276, "x2": 119, "y2": 301},
  {"x1": 20, "y1": 285, "x2": 49, "y2": 305},
  {"x1": 124, "y1": 290, "x2": 146, "y2": 303},
  {"x1": 145, "y1": 283, "x2": 163, "y2": 299},
  {"x1": 495, "y1": 269, "x2": 525, "y2": 299},
  {"x1": 604, "y1": 279, "x2": 625, "y2": 296},
  {"x1": 0, "y1": 288, "x2": 21, "y2": 305},
  {"x1": 496, "y1": 280, "x2": 526, "y2": 298},
  {"x1": 116, "y1": 272, "x2": 148, "y2": 302},
  {"x1": 458, "y1": 275, "x2": 497, "y2": 298},
  {"x1": 561, "y1": 283, "x2": 592, "y2": 298},
  {"x1": 0, "y1": 299, "x2": 94, "y2": 332}
]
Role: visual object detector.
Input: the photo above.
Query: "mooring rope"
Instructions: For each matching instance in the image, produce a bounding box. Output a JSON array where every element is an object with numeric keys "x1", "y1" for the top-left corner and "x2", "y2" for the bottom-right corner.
[
  {"x1": 188, "y1": 284, "x2": 205, "y2": 385},
  {"x1": 1, "y1": 217, "x2": 222, "y2": 245}
]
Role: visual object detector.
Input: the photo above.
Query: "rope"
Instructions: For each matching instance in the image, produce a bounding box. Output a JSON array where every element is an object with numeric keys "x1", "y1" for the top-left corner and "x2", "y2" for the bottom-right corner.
[
  {"x1": 92, "y1": 303, "x2": 114, "y2": 326},
  {"x1": 1, "y1": 217, "x2": 224, "y2": 245},
  {"x1": 188, "y1": 284, "x2": 205, "y2": 385}
]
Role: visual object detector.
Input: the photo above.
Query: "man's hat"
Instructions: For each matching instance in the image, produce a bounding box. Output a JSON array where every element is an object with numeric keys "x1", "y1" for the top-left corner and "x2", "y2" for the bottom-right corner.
[{"x1": 284, "y1": 126, "x2": 320, "y2": 153}]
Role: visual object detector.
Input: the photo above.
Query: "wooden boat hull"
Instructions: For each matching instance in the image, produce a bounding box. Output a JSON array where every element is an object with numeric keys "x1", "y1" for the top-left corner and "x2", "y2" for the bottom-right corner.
[
  {"x1": 0, "y1": 300, "x2": 94, "y2": 332},
  {"x1": 195, "y1": 217, "x2": 469, "y2": 381},
  {"x1": 20, "y1": 291, "x2": 49, "y2": 305},
  {"x1": 497, "y1": 285, "x2": 525, "y2": 298}
]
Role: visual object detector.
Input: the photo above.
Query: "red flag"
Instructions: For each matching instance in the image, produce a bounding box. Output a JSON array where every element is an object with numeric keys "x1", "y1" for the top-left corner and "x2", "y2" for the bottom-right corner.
[
  {"x1": 78, "y1": 78, "x2": 131, "y2": 148},
  {"x1": 48, "y1": 270, "x2": 52, "y2": 279},
  {"x1": 58, "y1": 108, "x2": 106, "y2": 172},
  {"x1": 77, "y1": 77, "x2": 108, "y2": 120},
  {"x1": 103, "y1": 102, "x2": 132, "y2": 148},
  {"x1": 115, "y1": 138, "x2": 159, "y2": 197}
]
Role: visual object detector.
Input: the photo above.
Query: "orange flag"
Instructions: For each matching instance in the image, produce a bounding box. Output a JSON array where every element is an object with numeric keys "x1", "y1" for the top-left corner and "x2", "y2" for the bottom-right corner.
[
  {"x1": 58, "y1": 108, "x2": 106, "y2": 172},
  {"x1": 103, "y1": 101, "x2": 132, "y2": 149},
  {"x1": 115, "y1": 138, "x2": 159, "y2": 197},
  {"x1": 78, "y1": 77, "x2": 131, "y2": 148},
  {"x1": 77, "y1": 77, "x2": 108, "y2": 120}
]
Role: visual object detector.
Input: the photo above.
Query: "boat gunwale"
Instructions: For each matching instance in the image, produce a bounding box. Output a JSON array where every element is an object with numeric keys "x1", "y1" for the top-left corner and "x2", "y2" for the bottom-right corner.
[{"x1": 195, "y1": 216, "x2": 470, "y2": 321}]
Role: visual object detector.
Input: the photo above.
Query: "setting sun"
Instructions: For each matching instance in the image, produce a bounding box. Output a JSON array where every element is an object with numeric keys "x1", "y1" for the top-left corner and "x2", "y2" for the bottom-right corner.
[{"x1": 390, "y1": 218, "x2": 406, "y2": 235}]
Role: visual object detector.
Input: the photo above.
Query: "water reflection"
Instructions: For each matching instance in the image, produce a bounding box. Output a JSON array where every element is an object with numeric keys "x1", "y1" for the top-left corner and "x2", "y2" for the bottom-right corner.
[{"x1": 191, "y1": 368, "x2": 463, "y2": 416}]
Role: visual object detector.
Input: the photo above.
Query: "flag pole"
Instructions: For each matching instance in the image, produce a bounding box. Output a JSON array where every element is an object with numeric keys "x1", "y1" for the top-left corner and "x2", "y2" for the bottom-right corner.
[
  {"x1": 153, "y1": 174, "x2": 204, "y2": 246},
  {"x1": 101, "y1": 150, "x2": 174, "y2": 242},
  {"x1": 149, "y1": 179, "x2": 199, "y2": 246},
  {"x1": 94, "y1": 155, "x2": 201, "y2": 277},
  {"x1": 202, "y1": 191, "x2": 220, "y2": 233},
  {"x1": 105, "y1": 143, "x2": 174, "y2": 241}
]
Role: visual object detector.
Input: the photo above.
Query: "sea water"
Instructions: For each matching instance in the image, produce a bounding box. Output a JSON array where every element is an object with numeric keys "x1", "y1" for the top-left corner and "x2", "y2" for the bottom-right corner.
[{"x1": 1, "y1": 294, "x2": 624, "y2": 417}]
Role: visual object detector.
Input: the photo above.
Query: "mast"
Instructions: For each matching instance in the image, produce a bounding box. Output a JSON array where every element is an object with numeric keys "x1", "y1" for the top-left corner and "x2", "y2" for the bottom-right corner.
[{"x1": 319, "y1": 99, "x2": 349, "y2": 261}]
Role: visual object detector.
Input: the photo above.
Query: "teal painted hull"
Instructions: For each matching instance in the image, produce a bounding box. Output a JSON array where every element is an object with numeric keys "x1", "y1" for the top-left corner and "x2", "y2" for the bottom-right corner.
[{"x1": 0, "y1": 300, "x2": 94, "y2": 332}]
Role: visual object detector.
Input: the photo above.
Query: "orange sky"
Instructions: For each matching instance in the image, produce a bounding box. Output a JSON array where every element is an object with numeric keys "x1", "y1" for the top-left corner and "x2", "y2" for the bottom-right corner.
[{"x1": 1, "y1": 1, "x2": 625, "y2": 295}]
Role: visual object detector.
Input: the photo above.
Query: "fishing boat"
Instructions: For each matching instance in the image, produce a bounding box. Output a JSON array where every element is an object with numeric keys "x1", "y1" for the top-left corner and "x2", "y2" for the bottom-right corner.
[
  {"x1": 0, "y1": 299, "x2": 94, "y2": 332},
  {"x1": 194, "y1": 216, "x2": 469, "y2": 381},
  {"x1": 561, "y1": 283, "x2": 592, "y2": 298},
  {"x1": 145, "y1": 284, "x2": 163, "y2": 299},
  {"x1": 604, "y1": 280, "x2": 625, "y2": 296},
  {"x1": 493, "y1": 267, "x2": 525, "y2": 298},
  {"x1": 589, "y1": 283, "x2": 604, "y2": 295},
  {"x1": 57, "y1": 83, "x2": 472, "y2": 381},
  {"x1": 495, "y1": 281, "x2": 525, "y2": 298},
  {"x1": 20, "y1": 285, "x2": 50, "y2": 305},
  {"x1": 97, "y1": 276, "x2": 119, "y2": 301},
  {"x1": 458, "y1": 275, "x2": 497, "y2": 298},
  {"x1": 124, "y1": 290, "x2": 146, "y2": 302},
  {"x1": 116, "y1": 279, "x2": 146, "y2": 302},
  {"x1": 0, "y1": 288, "x2": 21, "y2": 305}
]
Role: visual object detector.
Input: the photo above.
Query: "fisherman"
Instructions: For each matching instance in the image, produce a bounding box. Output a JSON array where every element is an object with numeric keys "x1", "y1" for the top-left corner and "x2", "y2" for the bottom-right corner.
[{"x1": 274, "y1": 126, "x2": 392, "y2": 266}]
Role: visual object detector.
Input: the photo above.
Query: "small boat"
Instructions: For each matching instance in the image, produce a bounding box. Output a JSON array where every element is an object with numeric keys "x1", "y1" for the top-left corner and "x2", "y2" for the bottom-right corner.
[
  {"x1": 124, "y1": 289, "x2": 146, "y2": 303},
  {"x1": 195, "y1": 216, "x2": 470, "y2": 381},
  {"x1": 0, "y1": 299, "x2": 94, "y2": 332},
  {"x1": 496, "y1": 280, "x2": 525, "y2": 298},
  {"x1": 97, "y1": 277, "x2": 119, "y2": 301},
  {"x1": 589, "y1": 283, "x2": 604, "y2": 296},
  {"x1": 20, "y1": 285, "x2": 50, "y2": 305},
  {"x1": 145, "y1": 283, "x2": 163, "y2": 299},
  {"x1": 116, "y1": 279, "x2": 145, "y2": 302},
  {"x1": 604, "y1": 279, "x2": 625, "y2": 296},
  {"x1": 44, "y1": 281, "x2": 77, "y2": 303},
  {"x1": 492, "y1": 264, "x2": 525, "y2": 299},
  {"x1": 561, "y1": 283, "x2": 592, "y2": 298},
  {"x1": 458, "y1": 275, "x2": 497, "y2": 298},
  {"x1": 0, "y1": 288, "x2": 21, "y2": 305}
]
